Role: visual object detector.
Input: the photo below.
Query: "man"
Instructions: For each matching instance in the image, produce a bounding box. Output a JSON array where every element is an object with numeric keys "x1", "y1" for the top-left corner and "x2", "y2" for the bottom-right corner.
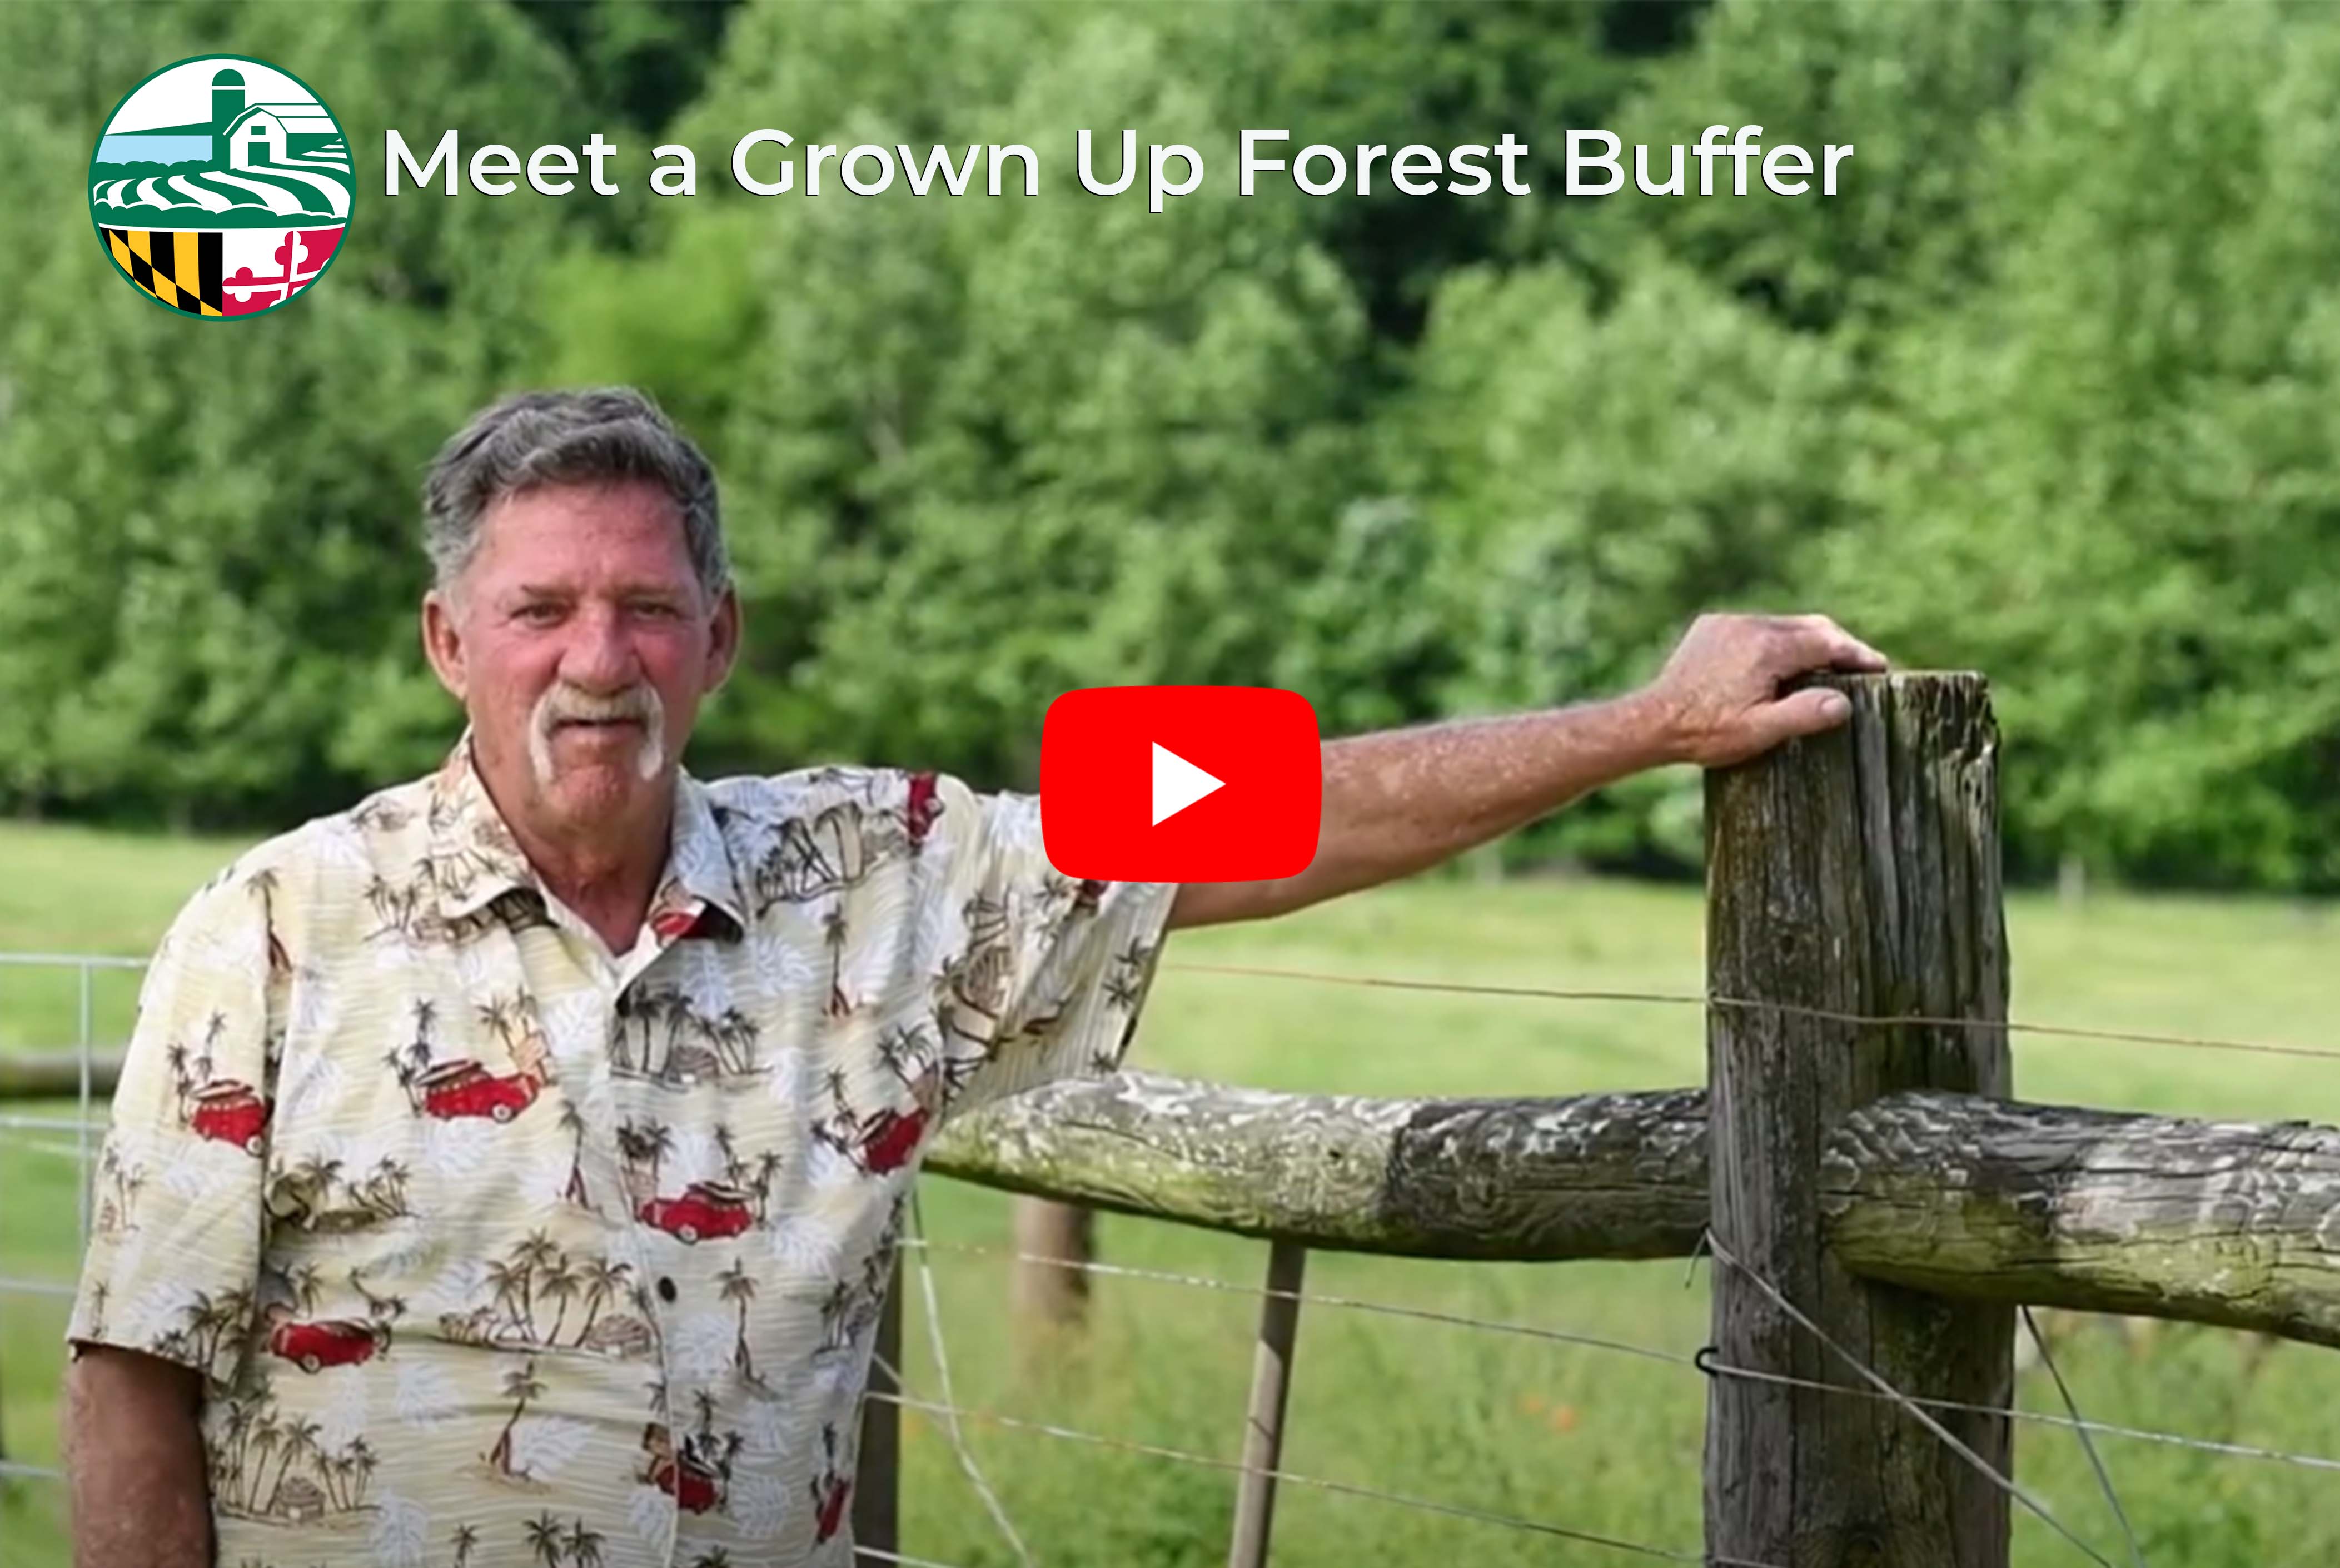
[{"x1": 62, "y1": 387, "x2": 1883, "y2": 1567}]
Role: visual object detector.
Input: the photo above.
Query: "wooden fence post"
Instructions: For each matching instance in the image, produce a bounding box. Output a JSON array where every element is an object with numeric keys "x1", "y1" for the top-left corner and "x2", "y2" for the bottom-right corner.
[
  {"x1": 1011, "y1": 1195, "x2": 1093, "y2": 1365},
  {"x1": 1704, "y1": 672, "x2": 2014, "y2": 1567},
  {"x1": 853, "y1": 1252, "x2": 901, "y2": 1558},
  {"x1": 1226, "y1": 1240, "x2": 1307, "y2": 1568}
]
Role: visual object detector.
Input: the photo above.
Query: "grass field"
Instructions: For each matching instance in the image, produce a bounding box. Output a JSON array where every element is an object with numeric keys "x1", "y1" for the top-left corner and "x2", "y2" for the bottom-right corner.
[{"x1": 5, "y1": 818, "x2": 2340, "y2": 1566}]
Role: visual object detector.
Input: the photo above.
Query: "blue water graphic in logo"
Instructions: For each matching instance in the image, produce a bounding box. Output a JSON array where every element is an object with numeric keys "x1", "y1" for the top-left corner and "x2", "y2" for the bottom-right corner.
[{"x1": 96, "y1": 135, "x2": 214, "y2": 164}]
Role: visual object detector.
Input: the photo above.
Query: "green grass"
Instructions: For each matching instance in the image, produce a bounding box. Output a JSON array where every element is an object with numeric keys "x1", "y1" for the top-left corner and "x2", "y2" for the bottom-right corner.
[
  {"x1": 0, "y1": 820, "x2": 246, "y2": 1057},
  {"x1": 6, "y1": 819, "x2": 2340, "y2": 1566}
]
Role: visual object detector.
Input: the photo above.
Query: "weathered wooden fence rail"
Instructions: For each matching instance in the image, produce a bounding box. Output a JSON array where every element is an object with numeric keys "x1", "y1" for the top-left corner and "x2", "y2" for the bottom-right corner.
[
  {"x1": 929, "y1": 1077, "x2": 2340, "y2": 1347},
  {"x1": 11, "y1": 673, "x2": 2339, "y2": 1566}
]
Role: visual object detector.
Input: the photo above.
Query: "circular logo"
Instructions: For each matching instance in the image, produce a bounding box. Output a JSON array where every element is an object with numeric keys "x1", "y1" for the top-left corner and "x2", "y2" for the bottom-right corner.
[{"x1": 88, "y1": 55, "x2": 354, "y2": 320}]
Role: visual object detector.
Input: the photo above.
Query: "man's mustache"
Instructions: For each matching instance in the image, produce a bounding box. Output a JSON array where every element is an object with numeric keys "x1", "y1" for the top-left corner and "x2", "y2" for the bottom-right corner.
[
  {"x1": 538, "y1": 684, "x2": 660, "y2": 728},
  {"x1": 529, "y1": 681, "x2": 669, "y2": 784}
]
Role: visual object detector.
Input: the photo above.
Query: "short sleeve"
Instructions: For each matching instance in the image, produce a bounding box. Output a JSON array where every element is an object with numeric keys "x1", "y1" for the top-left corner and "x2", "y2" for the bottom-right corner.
[
  {"x1": 67, "y1": 864, "x2": 280, "y2": 1393},
  {"x1": 934, "y1": 788, "x2": 1175, "y2": 1122}
]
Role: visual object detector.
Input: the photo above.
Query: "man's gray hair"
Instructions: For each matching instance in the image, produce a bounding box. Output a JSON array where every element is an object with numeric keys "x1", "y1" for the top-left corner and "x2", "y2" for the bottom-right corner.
[{"x1": 422, "y1": 387, "x2": 730, "y2": 598}]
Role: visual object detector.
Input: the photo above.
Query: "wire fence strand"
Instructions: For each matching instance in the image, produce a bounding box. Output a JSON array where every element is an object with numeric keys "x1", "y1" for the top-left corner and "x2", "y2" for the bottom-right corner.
[
  {"x1": 2022, "y1": 1305, "x2": 2148, "y2": 1568},
  {"x1": 1704, "y1": 1231, "x2": 2119, "y2": 1568},
  {"x1": 1695, "y1": 1352, "x2": 2340, "y2": 1476},
  {"x1": 867, "y1": 1386, "x2": 1784, "y2": 1568},
  {"x1": 900, "y1": 1194, "x2": 1036, "y2": 1567},
  {"x1": 919, "y1": 1235, "x2": 2340, "y2": 1480},
  {"x1": 898, "y1": 1236, "x2": 1695, "y2": 1367},
  {"x1": 1167, "y1": 962, "x2": 2340, "y2": 1064}
]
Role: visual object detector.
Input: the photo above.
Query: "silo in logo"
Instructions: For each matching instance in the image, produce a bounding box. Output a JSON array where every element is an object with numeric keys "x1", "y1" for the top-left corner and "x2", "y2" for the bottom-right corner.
[{"x1": 88, "y1": 55, "x2": 353, "y2": 319}]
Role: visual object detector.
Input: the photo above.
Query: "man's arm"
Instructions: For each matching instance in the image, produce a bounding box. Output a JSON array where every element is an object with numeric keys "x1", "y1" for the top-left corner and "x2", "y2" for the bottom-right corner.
[
  {"x1": 1169, "y1": 613, "x2": 1885, "y2": 929},
  {"x1": 63, "y1": 1347, "x2": 211, "y2": 1567}
]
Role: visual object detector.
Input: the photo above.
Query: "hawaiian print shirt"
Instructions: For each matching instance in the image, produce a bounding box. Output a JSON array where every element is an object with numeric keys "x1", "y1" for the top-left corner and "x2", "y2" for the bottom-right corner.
[{"x1": 67, "y1": 741, "x2": 1173, "y2": 1568}]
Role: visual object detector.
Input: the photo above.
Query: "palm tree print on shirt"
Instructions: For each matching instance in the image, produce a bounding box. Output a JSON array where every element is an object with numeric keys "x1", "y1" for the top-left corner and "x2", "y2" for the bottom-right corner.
[
  {"x1": 716, "y1": 1259, "x2": 757, "y2": 1381},
  {"x1": 442, "y1": 1234, "x2": 651, "y2": 1358},
  {"x1": 812, "y1": 1025, "x2": 970, "y2": 1177},
  {"x1": 485, "y1": 1357, "x2": 542, "y2": 1477},
  {"x1": 208, "y1": 1386, "x2": 384, "y2": 1523},
  {"x1": 522, "y1": 1510, "x2": 608, "y2": 1568},
  {"x1": 94, "y1": 1143, "x2": 148, "y2": 1236},
  {"x1": 269, "y1": 1146, "x2": 417, "y2": 1231},
  {"x1": 611, "y1": 985, "x2": 761, "y2": 1084}
]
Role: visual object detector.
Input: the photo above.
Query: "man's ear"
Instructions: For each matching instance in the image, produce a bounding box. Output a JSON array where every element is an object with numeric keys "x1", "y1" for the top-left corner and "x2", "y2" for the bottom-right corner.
[
  {"x1": 704, "y1": 586, "x2": 743, "y2": 694},
  {"x1": 421, "y1": 589, "x2": 468, "y2": 702}
]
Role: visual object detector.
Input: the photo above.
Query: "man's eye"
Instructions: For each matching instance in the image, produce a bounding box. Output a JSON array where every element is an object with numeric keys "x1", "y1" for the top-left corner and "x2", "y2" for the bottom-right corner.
[
  {"x1": 630, "y1": 601, "x2": 683, "y2": 620},
  {"x1": 517, "y1": 603, "x2": 565, "y2": 625}
]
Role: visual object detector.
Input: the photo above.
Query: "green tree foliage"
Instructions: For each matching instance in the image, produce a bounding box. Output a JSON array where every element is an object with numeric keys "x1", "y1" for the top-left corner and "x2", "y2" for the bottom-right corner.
[
  {"x1": 1581, "y1": 0, "x2": 2101, "y2": 330},
  {"x1": 4, "y1": 0, "x2": 2338, "y2": 889},
  {"x1": 510, "y1": 0, "x2": 742, "y2": 137},
  {"x1": 1387, "y1": 259, "x2": 1853, "y2": 865},
  {"x1": 1817, "y1": 0, "x2": 2340, "y2": 888}
]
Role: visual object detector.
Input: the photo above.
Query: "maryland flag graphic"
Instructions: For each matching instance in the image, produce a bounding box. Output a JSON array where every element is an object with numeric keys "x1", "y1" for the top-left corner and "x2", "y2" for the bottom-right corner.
[
  {"x1": 99, "y1": 226, "x2": 345, "y2": 317},
  {"x1": 101, "y1": 228, "x2": 223, "y2": 316},
  {"x1": 88, "y1": 55, "x2": 354, "y2": 320}
]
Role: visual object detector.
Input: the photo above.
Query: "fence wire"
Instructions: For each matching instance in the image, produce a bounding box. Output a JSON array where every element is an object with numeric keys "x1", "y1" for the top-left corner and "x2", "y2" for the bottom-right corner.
[
  {"x1": 2022, "y1": 1305, "x2": 2149, "y2": 1568},
  {"x1": 912, "y1": 1233, "x2": 2340, "y2": 1479},
  {"x1": 1693, "y1": 1353, "x2": 2340, "y2": 1476},
  {"x1": 1701, "y1": 1231, "x2": 2122, "y2": 1568},
  {"x1": 865, "y1": 1385, "x2": 1783, "y2": 1567},
  {"x1": 1169, "y1": 960, "x2": 2340, "y2": 1064},
  {"x1": 899, "y1": 1235, "x2": 1694, "y2": 1366},
  {"x1": 901, "y1": 1194, "x2": 1034, "y2": 1568}
]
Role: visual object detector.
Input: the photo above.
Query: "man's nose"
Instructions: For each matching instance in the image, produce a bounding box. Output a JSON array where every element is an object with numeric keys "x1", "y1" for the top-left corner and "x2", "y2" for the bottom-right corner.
[{"x1": 559, "y1": 605, "x2": 642, "y2": 692}]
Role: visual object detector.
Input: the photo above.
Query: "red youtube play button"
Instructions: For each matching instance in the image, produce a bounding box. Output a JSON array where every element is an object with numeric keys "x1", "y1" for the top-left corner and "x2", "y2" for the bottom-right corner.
[{"x1": 1040, "y1": 686, "x2": 1321, "y2": 882}]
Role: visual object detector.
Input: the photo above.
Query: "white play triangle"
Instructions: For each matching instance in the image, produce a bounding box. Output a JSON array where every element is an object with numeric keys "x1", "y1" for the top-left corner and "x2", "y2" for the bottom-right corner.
[{"x1": 1151, "y1": 741, "x2": 1224, "y2": 826}]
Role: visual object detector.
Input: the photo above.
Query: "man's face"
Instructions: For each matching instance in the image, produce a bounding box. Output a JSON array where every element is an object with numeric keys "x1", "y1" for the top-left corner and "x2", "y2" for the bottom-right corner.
[{"x1": 422, "y1": 480, "x2": 739, "y2": 839}]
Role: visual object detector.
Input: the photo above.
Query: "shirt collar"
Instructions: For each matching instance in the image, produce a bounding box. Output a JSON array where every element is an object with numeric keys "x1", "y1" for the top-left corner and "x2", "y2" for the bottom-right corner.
[{"x1": 425, "y1": 734, "x2": 749, "y2": 941}]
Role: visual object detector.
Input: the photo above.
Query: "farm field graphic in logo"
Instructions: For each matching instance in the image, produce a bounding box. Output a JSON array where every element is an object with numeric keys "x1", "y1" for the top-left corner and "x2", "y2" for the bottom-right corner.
[{"x1": 88, "y1": 55, "x2": 352, "y2": 319}]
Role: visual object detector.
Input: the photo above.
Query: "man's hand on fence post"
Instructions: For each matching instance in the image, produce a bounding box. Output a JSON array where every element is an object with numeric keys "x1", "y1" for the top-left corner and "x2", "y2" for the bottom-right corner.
[{"x1": 1637, "y1": 613, "x2": 1888, "y2": 771}]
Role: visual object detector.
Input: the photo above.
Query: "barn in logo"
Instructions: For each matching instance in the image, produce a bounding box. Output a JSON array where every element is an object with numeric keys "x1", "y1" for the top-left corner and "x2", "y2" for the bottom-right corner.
[{"x1": 87, "y1": 54, "x2": 354, "y2": 319}]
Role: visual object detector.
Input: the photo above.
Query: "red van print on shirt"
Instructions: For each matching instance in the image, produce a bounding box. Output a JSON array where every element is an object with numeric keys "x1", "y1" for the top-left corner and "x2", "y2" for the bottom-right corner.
[
  {"x1": 188, "y1": 1079, "x2": 270, "y2": 1155},
  {"x1": 415, "y1": 1059, "x2": 541, "y2": 1123},
  {"x1": 268, "y1": 1315, "x2": 387, "y2": 1373},
  {"x1": 636, "y1": 1181, "x2": 755, "y2": 1244}
]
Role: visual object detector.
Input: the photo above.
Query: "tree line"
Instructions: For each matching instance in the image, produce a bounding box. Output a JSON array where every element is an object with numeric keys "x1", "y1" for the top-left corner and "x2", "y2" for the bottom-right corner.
[{"x1": 6, "y1": 0, "x2": 2338, "y2": 892}]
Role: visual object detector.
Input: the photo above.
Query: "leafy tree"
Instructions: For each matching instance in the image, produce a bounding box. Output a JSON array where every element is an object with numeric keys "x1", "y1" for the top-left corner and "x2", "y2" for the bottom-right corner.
[
  {"x1": 1817, "y1": 0, "x2": 2340, "y2": 887},
  {"x1": 1397, "y1": 260, "x2": 1854, "y2": 865},
  {"x1": 1582, "y1": 0, "x2": 2100, "y2": 331}
]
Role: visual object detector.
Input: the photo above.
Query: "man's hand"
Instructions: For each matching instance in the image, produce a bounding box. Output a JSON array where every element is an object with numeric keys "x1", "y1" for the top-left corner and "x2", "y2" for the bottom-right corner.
[{"x1": 1638, "y1": 612, "x2": 1888, "y2": 771}]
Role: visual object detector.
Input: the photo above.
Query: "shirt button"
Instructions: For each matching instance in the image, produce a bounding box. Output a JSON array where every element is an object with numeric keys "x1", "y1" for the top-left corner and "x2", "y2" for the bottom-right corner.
[{"x1": 657, "y1": 1276, "x2": 678, "y2": 1303}]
